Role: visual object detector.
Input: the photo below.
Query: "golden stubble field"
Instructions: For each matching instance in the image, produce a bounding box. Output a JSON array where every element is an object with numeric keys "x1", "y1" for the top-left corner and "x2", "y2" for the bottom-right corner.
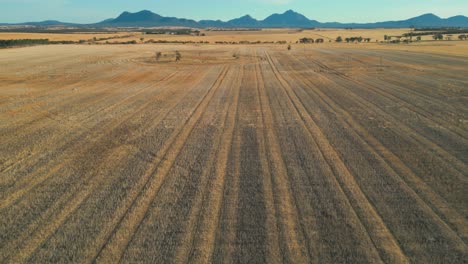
[
  {"x1": 2, "y1": 28, "x2": 404, "y2": 41},
  {"x1": 0, "y1": 42, "x2": 467, "y2": 263}
]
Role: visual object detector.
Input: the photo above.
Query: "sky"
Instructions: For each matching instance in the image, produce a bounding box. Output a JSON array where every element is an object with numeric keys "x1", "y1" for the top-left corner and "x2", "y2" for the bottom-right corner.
[{"x1": 1, "y1": 0, "x2": 467, "y2": 24}]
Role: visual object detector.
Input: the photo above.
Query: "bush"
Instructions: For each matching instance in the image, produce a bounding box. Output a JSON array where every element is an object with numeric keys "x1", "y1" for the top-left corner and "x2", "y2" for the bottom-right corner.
[
  {"x1": 345, "y1": 37, "x2": 365, "y2": 43},
  {"x1": 336, "y1": 36, "x2": 343, "y2": 42},
  {"x1": 299, "y1": 38, "x2": 314, "y2": 43},
  {"x1": 433, "y1": 33, "x2": 444, "y2": 40}
]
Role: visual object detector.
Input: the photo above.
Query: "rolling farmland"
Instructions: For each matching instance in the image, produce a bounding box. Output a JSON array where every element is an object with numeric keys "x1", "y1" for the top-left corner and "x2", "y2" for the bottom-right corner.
[{"x1": 0, "y1": 44, "x2": 467, "y2": 263}]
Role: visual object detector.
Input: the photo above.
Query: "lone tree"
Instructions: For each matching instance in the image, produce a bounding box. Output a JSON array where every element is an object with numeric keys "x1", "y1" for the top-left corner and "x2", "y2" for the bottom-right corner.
[
  {"x1": 287, "y1": 44, "x2": 292, "y2": 50},
  {"x1": 155, "y1": 52, "x2": 162, "y2": 61},
  {"x1": 175, "y1": 51, "x2": 182, "y2": 62},
  {"x1": 433, "y1": 33, "x2": 444, "y2": 40},
  {"x1": 336, "y1": 36, "x2": 343, "y2": 42},
  {"x1": 299, "y1": 37, "x2": 314, "y2": 44}
]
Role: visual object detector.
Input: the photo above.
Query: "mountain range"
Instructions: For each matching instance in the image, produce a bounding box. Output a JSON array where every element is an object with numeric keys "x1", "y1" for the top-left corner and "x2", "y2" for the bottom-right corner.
[{"x1": 4, "y1": 10, "x2": 468, "y2": 28}]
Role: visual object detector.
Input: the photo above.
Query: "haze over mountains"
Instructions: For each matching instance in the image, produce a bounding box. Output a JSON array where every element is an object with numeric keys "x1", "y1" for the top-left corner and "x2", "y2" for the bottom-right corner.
[{"x1": 5, "y1": 10, "x2": 468, "y2": 28}]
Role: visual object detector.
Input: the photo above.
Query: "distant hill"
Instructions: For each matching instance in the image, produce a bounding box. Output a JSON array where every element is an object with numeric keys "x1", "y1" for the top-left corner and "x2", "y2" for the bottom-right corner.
[
  {"x1": 228, "y1": 15, "x2": 259, "y2": 27},
  {"x1": 18, "y1": 20, "x2": 75, "y2": 26},
  {"x1": 98, "y1": 10, "x2": 199, "y2": 27},
  {"x1": 354, "y1": 13, "x2": 468, "y2": 28},
  {"x1": 3, "y1": 10, "x2": 468, "y2": 28},
  {"x1": 261, "y1": 10, "x2": 319, "y2": 28},
  {"x1": 98, "y1": 10, "x2": 468, "y2": 28}
]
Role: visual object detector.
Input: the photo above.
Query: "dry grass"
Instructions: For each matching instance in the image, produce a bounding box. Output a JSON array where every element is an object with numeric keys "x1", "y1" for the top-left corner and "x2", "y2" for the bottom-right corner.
[{"x1": 0, "y1": 43, "x2": 467, "y2": 263}]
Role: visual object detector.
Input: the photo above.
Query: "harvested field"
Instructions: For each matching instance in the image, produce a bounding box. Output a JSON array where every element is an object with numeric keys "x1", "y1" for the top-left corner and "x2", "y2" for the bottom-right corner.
[{"x1": 0, "y1": 43, "x2": 467, "y2": 263}]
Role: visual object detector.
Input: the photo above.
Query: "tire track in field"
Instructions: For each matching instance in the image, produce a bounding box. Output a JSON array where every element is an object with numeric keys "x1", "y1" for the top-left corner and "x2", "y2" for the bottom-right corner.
[
  {"x1": 0, "y1": 51, "x2": 96, "y2": 85},
  {"x1": 307, "y1": 50, "x2": 468, "y2": 141},
  {"x1": 254, "y1": 51, "x2": 311, "y2": 263},
  {"x1": 180, "y1": 66, "x2": 239, "y2": 263},
  {"x1": 347, "y1": 55, "x2": 468, "y2": 112},
  {"x1": 377, "y1": 74, "x2": 467, "y2": 113},
  {"x1": 0, "y1": 66, "x2": 138, "y2": 146},
  {"x1": 77, "y1": 69, "x2": 180, "y2": 125},
  {"x1": 217, "y1": 63, "x2": 268, "y2": 263},
  {"x1": 92, "y1": 66, "x2": 230, "y2": 263},
  {"x1": 1, "y1": 68, "x2": 197, "y2": 199},
  {"x1": 265, "y1": 51, "x2": 408, "y2": 263},
  {"x1": 211, "y1": 120, "x2": 242, "y2": 264},
  {"x1": 0, "y1": 62, "x2": 119, "y2": 118},
  {"x1": 356, "y1": 76, "x2": 468, "y2": 140},
  {"x1": 172, "y1": 65, "x2": 242, "y2": 264},
  {"x1": 0, "y1": 71, "x2": 200, "y2": 254},
  {"x1": 294, "y1": 54, "x2": 467, "y2": 177},
  {"x1": 3, "y1": 145, "x2": 134, "y2": 263},
  {"x1": 0, "y1": 57, "x2": 151, "y2": 117},
  {"x1": 364, "y1": 75, "x2": 467, "y2": 133},
  {"x1": 284, "y1": 52, "x2": 468, "y2": 242},
  {"x1": 0, "y1": 58, "x2": 131, "y2": 132},
  {"x1": 0, "y1": 70, "x2": 192, "y2": 209},
  {"x1": 1, "y1": 69, "x2": 208, "y2": 263},
  {"x1": 288, "y1": 52, "x2": 468, "y2": 237},
  {"x1": 0, "y1": 69, "x2": 180, "y2": 175},
  {"x1": 252, "y1": 58, "x2": 290, "y2": 264},
  {"x1": 325, "y1": 50, "x2": 466, "y2": 131},
  {"x1": 0, "y1": 67, "x2": 185, "y2": 173},
  {"x1": 263, "y1": 54, "x2": 376, "y2": 262},
  {"x1": 1, "y1": 65, "x2": 148, "y2": 128},
  {"x1": 353, "y1": 49, "x2": 468, "y2": 82},
  {"x1": 32, "y1": 66, "x2": 232, "y2": 263}
]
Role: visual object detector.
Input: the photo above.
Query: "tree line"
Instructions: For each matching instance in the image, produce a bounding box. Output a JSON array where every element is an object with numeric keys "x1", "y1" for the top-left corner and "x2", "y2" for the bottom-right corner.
[
  {"x1": 0, "y1": 39, "x2": 49, "y2": 48},
  {"x1": 334, "y1": 36, "x2": 371, "y2": 43},
  {"x1": 298, "y1": 38, "x2": 325, "y2": 43}
]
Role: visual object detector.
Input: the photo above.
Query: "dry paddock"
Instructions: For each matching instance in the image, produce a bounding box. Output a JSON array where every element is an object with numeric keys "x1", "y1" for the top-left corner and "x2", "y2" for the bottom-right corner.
[{"x1": 0, "y1": 44, "x2": 467, "y2": 263}]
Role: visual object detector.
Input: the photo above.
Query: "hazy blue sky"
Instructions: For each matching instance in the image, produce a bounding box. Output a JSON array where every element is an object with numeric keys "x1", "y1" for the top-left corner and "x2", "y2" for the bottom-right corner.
[{"x1": 1, "y1": 0, "x2": 467, "y2": 23}]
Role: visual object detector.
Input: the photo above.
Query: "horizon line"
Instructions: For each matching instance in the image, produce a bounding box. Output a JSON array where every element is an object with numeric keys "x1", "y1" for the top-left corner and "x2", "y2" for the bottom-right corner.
[{"x1": 1, "y1": 9, "x2": 467, "y2": 25}]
